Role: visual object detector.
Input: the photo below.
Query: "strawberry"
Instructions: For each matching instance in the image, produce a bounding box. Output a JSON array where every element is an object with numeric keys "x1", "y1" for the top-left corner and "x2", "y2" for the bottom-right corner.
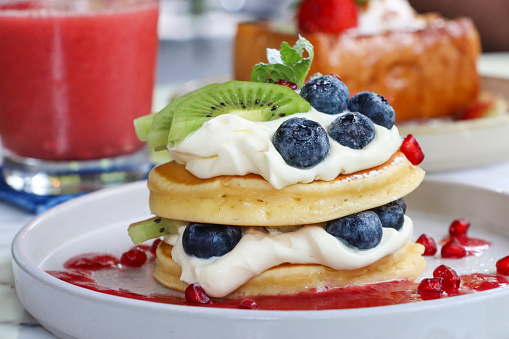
[
  {"x1": 400, "y1": 134, "x2": 425, "y2": 165},
  {"x1": 297, "y1": 0, "x2": 358, "y2": 34}
]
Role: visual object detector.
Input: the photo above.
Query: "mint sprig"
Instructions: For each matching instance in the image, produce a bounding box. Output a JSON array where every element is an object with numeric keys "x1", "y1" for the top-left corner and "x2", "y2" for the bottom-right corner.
[{"x1": 250, "y1": 35, "x2": 314, "y2": 89}]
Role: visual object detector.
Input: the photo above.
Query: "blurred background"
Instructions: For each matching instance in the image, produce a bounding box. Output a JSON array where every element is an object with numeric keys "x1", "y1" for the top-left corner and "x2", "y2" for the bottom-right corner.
[
  {"x1": 156, "y1": 0, "x2": 292, "y2": 86},
  {"x1": 156, "y1": 0, "x2": 508, "y2": 88}
]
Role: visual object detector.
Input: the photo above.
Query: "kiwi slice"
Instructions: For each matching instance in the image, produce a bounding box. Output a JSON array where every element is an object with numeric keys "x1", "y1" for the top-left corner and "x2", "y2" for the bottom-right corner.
[
  {"x1": 141, "y1": 83, "x2": 221, "y2": 150},
  {"x1": 128, "y1": 217, "x2": 188, "y2": 244},
  {"x1": 133, "y1": 113, "x2": 154, "y2": 142},
  {"x1": 167, "y1": 81, "x2": 311, "y2": 145},
  {"x1": 146, "y1": 105, "x2": 175, "y2": 150}
]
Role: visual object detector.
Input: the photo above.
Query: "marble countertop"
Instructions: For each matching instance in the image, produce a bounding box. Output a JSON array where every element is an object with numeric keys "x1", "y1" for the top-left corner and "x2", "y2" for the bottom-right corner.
[{"x1": 1, "y1": 48, "x2": 509, "y2": 338}]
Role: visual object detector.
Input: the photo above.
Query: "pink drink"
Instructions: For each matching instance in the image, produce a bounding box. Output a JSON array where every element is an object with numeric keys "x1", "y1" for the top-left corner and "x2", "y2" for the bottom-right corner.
[{"x1": 0, "y1": 0, "x2": 159, "y2": 161}]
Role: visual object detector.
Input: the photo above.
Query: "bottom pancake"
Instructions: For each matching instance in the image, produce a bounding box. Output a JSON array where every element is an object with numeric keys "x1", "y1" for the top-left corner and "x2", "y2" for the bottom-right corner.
[{"x1": 154, "y1": 240, "x2": 426, "y2": 298}]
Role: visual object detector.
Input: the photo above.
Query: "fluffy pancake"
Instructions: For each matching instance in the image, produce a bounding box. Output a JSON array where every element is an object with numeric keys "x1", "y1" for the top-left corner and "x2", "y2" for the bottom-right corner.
[
  {"x1": 154, "y1": 240, "x2": 426, "y2": 298},
  {"x1": 148, "y1": 151, "x2": 425, "y2": 226}
]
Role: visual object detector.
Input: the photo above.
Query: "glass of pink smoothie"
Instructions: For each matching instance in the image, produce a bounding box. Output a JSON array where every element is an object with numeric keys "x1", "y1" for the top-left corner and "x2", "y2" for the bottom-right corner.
[{"x1": 0, "y1": 0, "x2": 159, "y2": 195}]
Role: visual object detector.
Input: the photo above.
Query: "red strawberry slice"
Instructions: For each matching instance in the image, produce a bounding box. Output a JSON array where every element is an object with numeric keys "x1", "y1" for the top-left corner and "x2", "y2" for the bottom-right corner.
[
  {"x1": 297, "y1": 0, "x2": 358, "y2": 34},
  {"x1": 400, "y1": 134, "x2": 425, "y2": 165}
]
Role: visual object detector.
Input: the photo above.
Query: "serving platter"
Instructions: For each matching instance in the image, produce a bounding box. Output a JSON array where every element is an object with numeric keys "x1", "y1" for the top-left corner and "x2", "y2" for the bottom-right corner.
[{"x1": 11, "y1": 178, "x2": 509, "y2": 339}]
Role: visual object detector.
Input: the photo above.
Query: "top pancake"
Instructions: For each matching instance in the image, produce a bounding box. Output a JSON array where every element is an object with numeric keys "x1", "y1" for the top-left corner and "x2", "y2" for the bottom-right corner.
[{"x1": 148, "y1": 151, "x2": 425, "y2": 226}]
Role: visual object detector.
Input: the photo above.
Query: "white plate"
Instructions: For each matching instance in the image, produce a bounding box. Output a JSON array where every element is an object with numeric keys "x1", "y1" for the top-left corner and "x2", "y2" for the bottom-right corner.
[
  {"x1": 395, "y1": 76, "x2": 509, "y2": 172},
  {"x1": 11, "y1": 179, "x2": 509, "y2": 339}
]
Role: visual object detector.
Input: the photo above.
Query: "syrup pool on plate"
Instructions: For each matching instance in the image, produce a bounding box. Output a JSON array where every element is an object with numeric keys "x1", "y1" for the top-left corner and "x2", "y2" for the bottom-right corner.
[{"x1": 47, "y1": 223, "x2": 509, "y2": 311}]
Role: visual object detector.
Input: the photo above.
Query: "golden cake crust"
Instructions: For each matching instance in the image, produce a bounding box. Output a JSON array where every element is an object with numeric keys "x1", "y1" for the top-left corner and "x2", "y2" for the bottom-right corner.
[
  {"x1": 234, "y1": 17, "x2": 481, "y2": 122},
  {"x1": 154, "y1": 240, "x2": 426, "y2": 298},
  {"x1": 148, "y1": 151, "x2": 425, "y2": 226}
]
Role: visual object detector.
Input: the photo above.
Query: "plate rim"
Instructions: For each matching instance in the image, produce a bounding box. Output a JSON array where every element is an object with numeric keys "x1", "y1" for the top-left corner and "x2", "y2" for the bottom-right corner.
[{"x1": 11, "y1": 178, "x2": 509, "y2": 321}]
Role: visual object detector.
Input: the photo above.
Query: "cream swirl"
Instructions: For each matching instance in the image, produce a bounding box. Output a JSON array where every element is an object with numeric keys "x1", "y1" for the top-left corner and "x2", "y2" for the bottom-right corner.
[
  {"x1": 165, "y1": 216, "x2": 413, "y2": 298},
  {"x1": 169, "y1": 109, "x2": 402, "y2": 189}
]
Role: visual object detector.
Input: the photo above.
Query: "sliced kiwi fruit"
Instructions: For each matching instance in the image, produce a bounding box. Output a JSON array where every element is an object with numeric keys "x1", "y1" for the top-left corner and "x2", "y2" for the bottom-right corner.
[
  {"x1": 166, "y1": 80, "x2": 311, "y2": 145},
  {"x1": 133, "y1": 113, "x2": 154, "y2": 142},
  {"x1": 141, "y1": 83, "x2": 221, "y2": 150},
  {"x1": 146, "y1": 105, "x2": 175, "y2": 150},
  {"x1": 128, "y1": 217, "x2": 188, "y2": 244}
]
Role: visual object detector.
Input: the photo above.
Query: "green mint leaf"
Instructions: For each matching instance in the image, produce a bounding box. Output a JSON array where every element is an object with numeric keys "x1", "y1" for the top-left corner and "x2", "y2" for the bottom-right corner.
[{"x1": 250, "y1": 35, "x2": 314, "y2": 89}]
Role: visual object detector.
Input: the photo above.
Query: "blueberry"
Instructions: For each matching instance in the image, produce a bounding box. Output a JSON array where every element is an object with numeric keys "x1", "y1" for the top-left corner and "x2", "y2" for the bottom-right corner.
[
  {"x1": 300, "y1": 75, "x2": 350, "y2": 114},
  {"x1": 182, "y1": 223, "x2": 242, "y2": 259},
  {"x1": 328, "y1": 112, "x2": 375, "y2": 149},
  {"x1": 273, "y1": 117, "x2": 329, "y2": 168},
  {"x1": 371, "y1": 200, "x2": 405, "y2": 231},
  {"x1": 348, "y1": 91, "x2": 395, "y2": 129},
  {"x1": 395, "y1": 197, "x2": 407, "y2": 213},
  {"x1": 326, "y1": 211, "x2": 383, "y2": 250}
]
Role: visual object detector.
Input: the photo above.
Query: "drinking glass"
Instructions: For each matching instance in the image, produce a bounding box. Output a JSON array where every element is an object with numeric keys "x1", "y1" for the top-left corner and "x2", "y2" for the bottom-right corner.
[{"x1": 0, "y1": 0, "x2": 159, "y2": 194}]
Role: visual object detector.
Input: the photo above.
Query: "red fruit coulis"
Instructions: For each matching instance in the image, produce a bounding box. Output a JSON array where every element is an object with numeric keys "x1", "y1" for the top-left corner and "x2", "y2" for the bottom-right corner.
[{"x1": 47, "y1": 250, "x2": 509, "y2": 311}]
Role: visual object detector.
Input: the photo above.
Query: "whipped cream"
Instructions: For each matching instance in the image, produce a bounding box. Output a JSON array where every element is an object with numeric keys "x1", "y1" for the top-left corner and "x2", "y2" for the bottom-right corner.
[
  {"x1": 356, "y1": 0, "x2": 426, "y2": 35},
  {"x1": 165, "y1": 216, "x2": 413, "y2": 298},
  {"x1": 169, "y1": 109, "x2": 402, "y2": 189},
  {"x1": 272, "y1": 0, "x2": 426, "y2": 36}
]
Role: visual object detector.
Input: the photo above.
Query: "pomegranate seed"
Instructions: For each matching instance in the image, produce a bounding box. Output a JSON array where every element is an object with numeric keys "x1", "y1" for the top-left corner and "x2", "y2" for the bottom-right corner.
[
  {"x1": 449, "y1": 218, "x2": 470, "y2": 237},
  {"x1": 185, "y1": 283, "x2": 212, "y2": 304},
  {"x1": 238, "y1": 299, "x2": 258, "y2": 309},
  {"x1": 433, "y1": 265, "x2": 460, "y2": 289},
  {"x1": 274, "y1": 79, "x2": 298, "y2": 90},
  {"x1": 496, "y1": 255, "x2": 509, "y2": 275},
  {"x1": 441, "y1": 238, "x2": 467, "y2": 258},
  {"x1": 400, "y1": 134, "x2": 425, "y2": 165},
  {"x1": 418, "y1": 277, "x2": 444, "y2": 292},
  {"x1": 328, "y1": 73, "x2": 342, "y2": 81},
  {"x1": 130, "y1": 244, "x2": 150, "y2": 252},
  {"x1": 120, "y1": 248, "x2": 147, "y2": 267},
  {"x1": 150, "y1": 238, "x2": 162, "y2": 256},
  {"x1": 415, "y1": 234, "x2": 437, "y2": 256}
]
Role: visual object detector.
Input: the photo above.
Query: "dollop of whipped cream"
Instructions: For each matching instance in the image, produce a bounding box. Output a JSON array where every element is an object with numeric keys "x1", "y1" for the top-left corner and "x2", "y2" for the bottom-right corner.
[
  {"x1": 356, "y1": 0, "x2": 426, "y2": 35},
  {"x1": 169, "y1": 109, "x2": 402, "y2": 189},
  {"x1": 165, "y1": 216, "x2": 413, "y2": 298},
  {"x1": 272, "y1": 0, "x2": 426, "y2": 36}
]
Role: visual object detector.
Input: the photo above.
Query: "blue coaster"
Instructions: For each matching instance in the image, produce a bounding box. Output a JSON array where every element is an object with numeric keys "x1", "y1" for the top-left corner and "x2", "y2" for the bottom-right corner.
[{"x1": 0, "y1": 173, "x2": 84, "y2": 214}]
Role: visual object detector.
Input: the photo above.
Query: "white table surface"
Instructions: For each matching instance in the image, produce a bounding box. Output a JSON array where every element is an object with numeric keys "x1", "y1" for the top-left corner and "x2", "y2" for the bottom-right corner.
[{"x1": 1, "y1": 52, "x2": 508, "y2": 339}]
